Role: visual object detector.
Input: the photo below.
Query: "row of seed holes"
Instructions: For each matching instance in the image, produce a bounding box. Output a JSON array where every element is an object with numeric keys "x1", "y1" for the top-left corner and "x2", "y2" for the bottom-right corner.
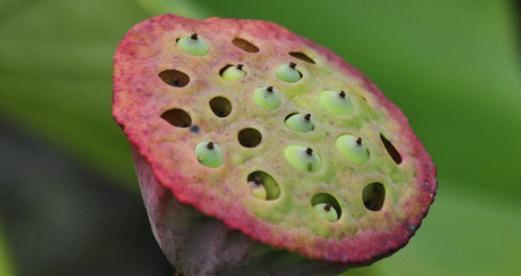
[{"x1": 159, "y1": 36, "x2": 397, "y2": 218}]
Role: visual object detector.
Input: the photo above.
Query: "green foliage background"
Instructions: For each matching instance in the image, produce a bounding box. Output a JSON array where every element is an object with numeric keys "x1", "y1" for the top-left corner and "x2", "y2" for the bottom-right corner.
[{"x1": 0, "y1": 0, "x2": 520, "y2": 275}]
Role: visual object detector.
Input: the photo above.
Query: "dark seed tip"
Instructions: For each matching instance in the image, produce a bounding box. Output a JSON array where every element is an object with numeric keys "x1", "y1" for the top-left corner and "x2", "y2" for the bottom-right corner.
[
  {"x1": 207, "y1": 142, "x2": 214, "y2": 150},
  {"x1": 191, "y1": 33, "x2": 198, "y2": 40},
  {"x1": 305, "y1": 147, "x2": 313, "y2": 156},
  {"x1": 237, "y1": 64, "x2": 244, "y2": 70},
  {"x1": 324, "y1": 204, "x2": 332, "y2": 211},
  {"x1": 356, "y1": 137, "x2": 362, "y2": 146},
  {"x1": 304, "y1": 113, "x2": 311, "y2": 121},
  {"x1": 339, "y1": 90, "x2": 346, "y2": 98},
  {"x1": 266, "y1": 86, "x2": 274, "y2": 92},
  {"x1": 289, "y1": 62, "x2": 297, "y2": 68},
  {"x1": 253, "y1": 176, "x2": 263, "y2": 185}
]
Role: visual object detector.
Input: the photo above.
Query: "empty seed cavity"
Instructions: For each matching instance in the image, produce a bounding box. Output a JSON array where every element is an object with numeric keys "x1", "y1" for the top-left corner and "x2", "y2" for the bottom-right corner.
[
  {"x1": 176, "y1": 33, "x2": 209, "y2": 56},
  {"x1": 161, "y1": 108, "x2": 191, "y2": 128},
  {"x1": 289, "y1": 52, "x2": 315, "y2": 64},
  {"x1": 220, "y1": 64, "x2": 246, "y2": 80},
  {"x1": 311, "y1": 193, "x2": 341, "y2": 222},
  {"x1": 336, "y1": 134, "x2": 370, "y2": 164},
  {"x1": 275, "y1": 62, "x2": 303, "y2": 83},
  {"x1": 363, "y1": 182, "x2": 386, "y2": 211},
  {"x1": 247, "y1": 171, "x2": 280, "y2": 200},
  {"x1": 232, "y1": 38, "x2": 259, "y2": 53},
  {"x1": 284, "y1": 145, "x2": 322, "y2": 173},
  {"x1": 209, "y1": 96, "x2": 232, "y2": 117},
  {"x1": 320, "y1": 90, "x2": 353, "y2": 116},
  {"x1": 158, "y1": 69, "x2": 190, "y2": 87},
  {"x1": 238, "y1": 128, "x2": 262, "y2": 148},
  {"x1": 284, "y1": 113, "x2": 314, "y2": 132},
  {"x1": 254, "y1": 86, "x2": 281, "y2": 110},
  {"x1": 195, "y1": 141, "x2": 223, "y2": 168},
  {"x1": 380, "y1": 134, "x2": 402, "y2": 164}
]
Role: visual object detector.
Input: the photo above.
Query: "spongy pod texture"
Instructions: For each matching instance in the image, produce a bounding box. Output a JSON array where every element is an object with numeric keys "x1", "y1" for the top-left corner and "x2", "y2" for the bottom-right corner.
[{"x1": 113, "y1": 14, "x2": 436, "y2": 275}]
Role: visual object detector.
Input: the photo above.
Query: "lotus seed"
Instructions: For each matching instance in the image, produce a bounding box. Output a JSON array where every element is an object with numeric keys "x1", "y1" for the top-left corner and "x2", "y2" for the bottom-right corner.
[
  {"x1": 276, "y1": 62, "x2": 302, "y2": 83},
  {"x1": 221, "y1": 64, "x2": 246, "y2": 80},
  {"x1": 195, "y1": 141, "x2": 223, "y2": 168},
  {"x1": 336, "y1": 134, "x2": 370, "y2": 164},
  {"x1": 285, "y1": 113, "x2": 314, "y2": 132},
  {"x1": 254, "y1": 86, "x2": 281, "y2": 110},
  {"x1": 284, "y1": 145, "x2": 322, "y2": 173},
  {"x1": 314, "y1": 203, "x2": 339, "y2": 222},
  {"x1": 320, "y1": 90, "x2": 353, "y2": 116},
  {"x1": 249, "y1": 177, "x2": 268, "y2": 200},
  {"x1": 177, "y1": 33, "x2": 209, "y2": 56}
]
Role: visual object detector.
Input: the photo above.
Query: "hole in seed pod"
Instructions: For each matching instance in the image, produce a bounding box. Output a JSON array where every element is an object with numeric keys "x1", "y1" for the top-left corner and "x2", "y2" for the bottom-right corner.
[
  {"x1": 238, "y1": 128, "x2": 262, "y2": 148},
  {"x1": 363, "y1": 182, "x2": 386, "y2": 211},
  {"x1": 289, "y1": 52, "x2": 316, "y2": 64},
  {"x1": 158, "y1": 69, "x2": 190, "y2": 87},
  {"x1": 380, "y1": 134, "x2": 402, "y2": 164},
  {"x1": 247, "y1": 171, "x2": 280, "y2": 200},
  {"x1": 209, "y1": 96, "x2": 232, "y2": 117},
  {"x1": 161, "y1": 108, "x2": 191, "y2": 128},
  {"x1": 232, "y1": 38, "x2": 259, "y2": 53},
  {"x1": 311, "y1": 193, "x2": 342, "y2": 222}
]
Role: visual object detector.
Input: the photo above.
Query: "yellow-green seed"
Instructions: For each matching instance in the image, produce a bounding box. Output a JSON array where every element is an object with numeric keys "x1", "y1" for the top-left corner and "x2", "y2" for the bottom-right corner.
[
  {"x1": 314, "y1": 203, "x2": 339, "y2": 222},
  {"x1": 177, "y1": 33, "x2": 209, "y2": 56},
  {"x1": 254, "y1": 86, "x2": 281, "y2": 110},
  {"x1": 336, "y1": 135, "x2": 370, "y2": 164},
  {"x1": 275, "y1": 62, "x2": 302, "y2": 83},
  {"x1": 249, "y1": 178, "x2": 268, "y2": 200},
  {"x1": 285, "y1": 113, "x2": 314, "y2": 132},
  {"x1": 195, "y1": 141, "x2": 223, "y2": 168},
  {"x1": 221, "y1": 64, "x2": 246, "y2": 80},
  {"x1": 320, "y1": 90, "x2": 353, "y2": 116},
  {"x1": 283, "y1": 145, "x2": 322, "y2": 173}
]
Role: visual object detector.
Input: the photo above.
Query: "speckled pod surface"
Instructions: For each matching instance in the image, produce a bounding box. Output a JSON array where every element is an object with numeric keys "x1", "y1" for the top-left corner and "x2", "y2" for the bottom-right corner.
[{"x1": 113, "y1": 14, "x2": 437, "y2": 275}]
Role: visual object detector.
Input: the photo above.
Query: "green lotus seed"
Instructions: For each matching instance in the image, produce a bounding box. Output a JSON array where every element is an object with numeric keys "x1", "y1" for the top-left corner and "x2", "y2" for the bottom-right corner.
[
  {"x1": 253, "y1": 86, "x2": 281, "y2": 110},
  {"x1": 176, "y1": 33, "x2": 209, "y2": 56},
  {"x1": 284, "y1": 145, "x2": 322, "y2": 173},
  {"x1": 336, "y1": 135, "x2": 370, "y2": 164},
  {"x1": 320, "y1": 90, "x2": 353, "y2": 116},
  {"x1": 195, "y1": 141, "x2": 223, "y2": 168},
  {"x1": 249, "y1": 176, "x2": 268, "y2": 200},
  {"x1": 285, "y1": 113, "x2": 314, "y2": 132},
  {"x1": 314, "y1": 203, "x2": 339, "y2": 222},
  {"x1": 275, "y1": 62, "x2": 302, "y2": 83},
  {"x1": 221, "y1": 64, "x2": 246, "y2": 80}
]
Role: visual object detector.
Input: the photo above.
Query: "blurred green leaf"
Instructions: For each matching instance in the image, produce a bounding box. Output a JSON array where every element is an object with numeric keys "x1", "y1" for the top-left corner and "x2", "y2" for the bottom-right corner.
[
  {"x1": 0, "y1": 226, "x2": 15, "y2": 276},
  {"x1": 137, "y1": 0, "x2": 209, "y2": 18}
]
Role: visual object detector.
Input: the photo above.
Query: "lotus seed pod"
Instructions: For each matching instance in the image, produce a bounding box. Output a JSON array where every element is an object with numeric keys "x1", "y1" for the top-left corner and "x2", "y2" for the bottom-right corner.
[{"x1": 113, "y1": 14, "x2": 437, "y2": 276}]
